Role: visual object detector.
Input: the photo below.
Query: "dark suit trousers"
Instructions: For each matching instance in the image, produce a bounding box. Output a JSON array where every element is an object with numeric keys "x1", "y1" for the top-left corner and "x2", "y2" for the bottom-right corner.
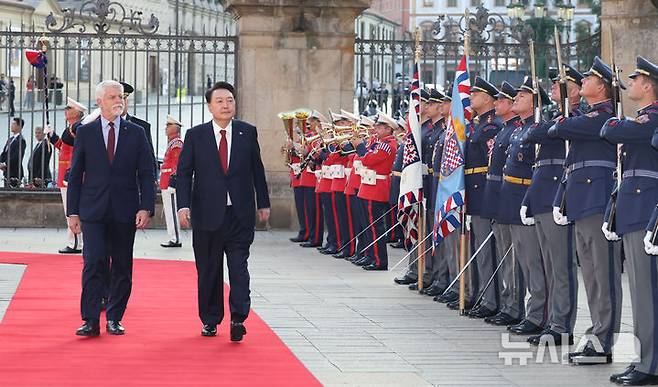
[
  {"x1": 80, "y1": 220, "x2": 136, "y2": 322},
  {"x1": 192, "y1": 206, "x2": 254, "y2": 326}
]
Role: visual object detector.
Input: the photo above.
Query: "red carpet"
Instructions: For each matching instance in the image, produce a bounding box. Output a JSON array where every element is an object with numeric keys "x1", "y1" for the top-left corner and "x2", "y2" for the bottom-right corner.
[{"x1": 0, "y1": 252, "x2": 320, "y2": 387}]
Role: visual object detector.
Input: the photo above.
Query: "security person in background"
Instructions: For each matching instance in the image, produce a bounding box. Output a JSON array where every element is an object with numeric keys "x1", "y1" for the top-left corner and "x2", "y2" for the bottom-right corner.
[
  {"x1": 548, "y1": 57, "x2": 621, "y2": 364},
  {"x1": 44, "y1": 97, "x2": 86, "y2": 254},
  {"x1": 601, "y1": 56, "x2": 658, "y2": 386},
  {"x1": 119, "y1": 82, "x2": 156, "y2": 179},
  {"x1": 501, "y1": 77, "x2": 550, "y2": 335},
  {"x1": 355, "y1": 112, "x2": 398, "y2": 271},
  {"x1": 481, "y1": 82, "x2": 524, "y2": 326},
  {"x1": 522, "y1": 64, "x2": 583, "y2": 347},
  {"x1": 422, "y1": 89, "x2": 451, "y2": 297},
  {"x1": 160, "y1": 115, "x2": 184, "y2": 248},
  {"x1": 463, "y1": 76, "x2": 501, "y2": 318}
]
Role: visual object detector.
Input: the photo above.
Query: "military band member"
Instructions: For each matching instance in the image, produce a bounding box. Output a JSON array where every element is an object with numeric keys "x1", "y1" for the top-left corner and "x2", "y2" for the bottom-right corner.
[
  {"x1": 355, "y1": 112, "x2": 398, "y2": 270},
  {"x1": 463, "y1": 76, "x2": 502, "y2": 318},
  {"x1": 288, "y1": 127, "x2": 307, "y2": 243},
  {"x1": 45, "y1": 97, "x2": 86, "y2": 254},
  {"x1": 481, "y1": 82, "x2": 524, "y2": 326},
  {"x1": 548, "y1": 57, "x2": 621, "y2": 364},
  {"x1": 522, "y1": 64, "x2": 583, "y2": 346},
  {"x1": 601, "y1": 56, "x2": 658, "y2": 385},
  {"x1": 501, "y1": 78, "x2": 550, "y2": 334},
  {"x1": 299, "y1": 111, "x2": 325, "y2": 248},
  {"x1": 348, "y1": 120, "x2": 375, "y2": 266},
  {"x1": 160, "y1": 115, "x2": 184, "y2": 248},
  {"x1": 422, "y1": 89, "x2": 451, "y2": 297}
]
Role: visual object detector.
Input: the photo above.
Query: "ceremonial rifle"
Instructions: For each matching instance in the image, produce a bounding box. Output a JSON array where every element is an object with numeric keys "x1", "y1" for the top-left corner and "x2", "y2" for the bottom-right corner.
[
  {"x1": 554, "y1": 27, "x2": 571, "y2": 217},
  {"x1": 605, "y1": 26, "x2": 624, "y2": 234}
]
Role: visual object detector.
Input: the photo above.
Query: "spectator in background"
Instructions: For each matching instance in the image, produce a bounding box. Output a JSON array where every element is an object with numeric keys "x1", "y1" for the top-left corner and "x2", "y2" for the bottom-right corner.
[
  {"x1": 0, "y1": 117, "x2": 27, "y2": 187},
  {"x1": 206, "y1": 75, "x2": 212, "y2": 90},
  {"x1": 28, "y1": 126, "x2": 52, "y2": 187},
  {"x1": 8, "y1": 79, "x2": 15, "y2": 117},
  {"x1": 24, "y1": 76, "x2": 35, "y2": 109},
  {"x1": 0, "y1": 74, "x2": 6, "y2": 111}
]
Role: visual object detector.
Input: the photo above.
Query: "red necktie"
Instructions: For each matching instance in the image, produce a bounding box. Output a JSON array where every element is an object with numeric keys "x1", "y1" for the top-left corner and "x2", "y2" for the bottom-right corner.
[
  {"x1": 218, "y1": 129, "x2": 228, "y2": 174},
  {"x1": 107, "y1": 122, "x2": 115, "y2": 163}
]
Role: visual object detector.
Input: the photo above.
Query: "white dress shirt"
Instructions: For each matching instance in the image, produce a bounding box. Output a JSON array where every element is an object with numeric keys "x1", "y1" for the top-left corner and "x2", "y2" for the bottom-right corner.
[{"x1": 212, "y1": 119, "x2": 233, "y2": 205}]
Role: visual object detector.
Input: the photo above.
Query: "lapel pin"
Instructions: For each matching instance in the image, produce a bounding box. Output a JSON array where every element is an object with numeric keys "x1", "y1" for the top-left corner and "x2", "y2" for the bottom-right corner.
[{"x1": 239, "y1": 131, "x2": 243, "y2": 135}]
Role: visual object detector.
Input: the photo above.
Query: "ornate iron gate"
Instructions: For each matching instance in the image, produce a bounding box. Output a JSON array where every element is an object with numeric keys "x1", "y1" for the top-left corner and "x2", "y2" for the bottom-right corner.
[
  {"x1": 0, "y1": 1, "x2": 237, "y2": 189},
  {"x1": 354, "y1": 6, "x2": 600, "y2": 117}
]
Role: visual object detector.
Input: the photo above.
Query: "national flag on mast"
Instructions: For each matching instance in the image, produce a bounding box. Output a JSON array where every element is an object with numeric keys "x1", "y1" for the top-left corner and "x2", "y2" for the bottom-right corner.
[
  {"x1": 397, "y1": 60, "x2": 423, "y2": 248},
  {"x1": 433, "y1": 53, "x2": 472, "y2": 245}
]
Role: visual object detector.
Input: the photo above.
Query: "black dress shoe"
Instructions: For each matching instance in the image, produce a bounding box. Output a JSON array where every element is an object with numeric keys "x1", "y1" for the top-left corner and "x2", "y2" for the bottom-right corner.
[
  {"x1": 201, "y1": 324, "x2": 217, "y2": 337},
  {"x1": 570, "y1": 345, "x2": 612, "y2": 365},
  {"x1": 485, "y1": 312, "x2": 520, "y2": 326},
  {"x1": 321, "y1": 248, "x2": 339, "y2": 255},
  {"x1": 363, "y1": 263, "x2": 387, "y2": 271},
  {"x1": 447, "y1": 299, "x2": 474, "y2": 311},
  {"x1": 354, "y1": 257, "x2": 373, "y2": 266},
  {"x1": 59, "y1": 246, "x2": 82, "y2": 254},
  {"x1": 348, "y1": 254, "x2": 363, "y2": 263},
  {"x1": 423, "y1": 285, "x2": 445, "y2": 297},
  {"x1": 289, "y1": 236, "x2": 306, "y2": 243},
  {"x1": 394, "y1": 274, "x2": 417, "y2": 285},
  {"x1": 434, "y1": 291, "x2": 458, "y2": 303},
  {"x1": 300, "y1": 242, "x2": 321, "y2": 248},
  {"x1": 508, "y1": 319, "x2": 543, "y2": 335},
  {"x1": 610, "y1": 365, "x2": 636, "y2": 383},
  {"x1": 332, "y1": 250, "x2": 352, "y2": 259},
  {"x1": 106, "y1": 320, "x2": 125, "y2": 335},
  {"x1": 408, "y1": 283, "x2": 419, "y2": 291},
  {"x1": 614, "y1": 369, "x2": 658, "y2": 385},
  {"x1": 468, "y1": 305, "x2": 497, "y2": 319},
  {"x1": 160, "y1": 241, "x2": 182, "y2": 248},
  {"x1": 389, "y1": 240, "x2": 405, "y2": 249},
  {"x1": 76, "y1": 321, "x2": 100, "y2": 336},
  {"x1": 317, "y1": 244, "x2": 330, "y2": 251},
  {"x1": 527, "y1": 329, "x2": 573, "y2": 346},
  {"x1": 230, "y1": 322, "x2": 247, "y2": 342}
]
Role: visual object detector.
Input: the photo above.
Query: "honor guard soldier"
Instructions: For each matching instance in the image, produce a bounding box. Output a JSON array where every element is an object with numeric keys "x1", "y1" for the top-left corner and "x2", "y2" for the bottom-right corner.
[
  {"x1": 601, "y1": 56, "x2": 658, "y2": 385},
  {"x1": 355, "y1": 112, "x2": 398, "y2": 270},
  {"x1": 548, "y1": 57, "x2": 621, "y2": 364},
  {"x1": 500, "y1": 77, "x2": 550, "y2": 335},
  {"x1": 647, "y1": 128, "x2": 658, "y2": 256},
  {"x1": 45, "y1": 97, "x2": 86, "y2": 254},
  {"x1": 160, "y1": 115, "x2": 184, "y2": 248},
  {"x1": 119, "y1": 82, "x2": 157, "y2": 179},
  {"x1": 523, "y1": 64, "x2": 583, "y2": 346},
  {"x1": 462, "y1": 76, "x2": 502, "y2": 318},
  {"x1": 481, "y1": 82, "x2": 524, "y2": 326},
  {"x1": 417, "y1": 88, "x2": 434, "y2": 284},
  {"x1": 422, "y1": 89, "x2": 451, "y2": 297}
]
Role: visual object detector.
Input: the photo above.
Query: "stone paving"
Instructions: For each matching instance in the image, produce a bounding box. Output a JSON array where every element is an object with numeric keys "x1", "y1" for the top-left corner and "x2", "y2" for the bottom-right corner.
[{"x1": 0, "y1": 228, "x2": 635, "y2": 386}]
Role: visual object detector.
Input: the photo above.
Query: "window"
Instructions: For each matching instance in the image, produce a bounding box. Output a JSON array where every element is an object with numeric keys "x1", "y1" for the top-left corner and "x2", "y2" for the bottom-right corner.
[
  {"x1": 494, "y1": 0, "x2": 506, "y2": 6},
  {"x1": 470, "y1": 0, "x2": 481, "y2": 6},
  {"x1": 423, "y1": 0, "x2": 434, "y2": 6},
  {"x1": 447, "y1": 0, "x2": 458, "y2": 6}
]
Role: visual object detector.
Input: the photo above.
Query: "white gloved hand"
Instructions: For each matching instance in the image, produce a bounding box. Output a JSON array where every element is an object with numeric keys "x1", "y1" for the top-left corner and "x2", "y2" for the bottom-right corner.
[
  {"x1": 601, "y1": 222, "x2": 621, "y2": 242},
  {"x1": 465, "y1": 215, "x2": 472, "y2": 231},
  {"x1": 520, "y1": 205, "x2": 535, "y2": 226},
  {"x1": 44, "y1": 124, "x2": 54, "y2": 136},
  {"x1": 553, "y1": 206, "x2": 568, "y2": 226},
  {"x1": 645, "y1": 231, "x2": 658, "y2": 256}
]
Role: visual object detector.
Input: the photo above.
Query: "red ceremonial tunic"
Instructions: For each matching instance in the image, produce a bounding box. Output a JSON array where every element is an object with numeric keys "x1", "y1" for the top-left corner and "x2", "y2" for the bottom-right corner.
[
  {"x1": 159, "y1": 137, "x2": 183, "y2": 190},
  {"x1": 357, "y1": 135, "x2": 398, "y2": 203}
]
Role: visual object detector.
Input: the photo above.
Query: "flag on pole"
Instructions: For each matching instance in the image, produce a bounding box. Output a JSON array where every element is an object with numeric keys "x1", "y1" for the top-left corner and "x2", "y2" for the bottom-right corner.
[
  {"x1": 433, "y1": 53, "x2": 472, "y2": 245},
  {"x1": 397, "y1": 60, "x2": 423, "y2": 248}
]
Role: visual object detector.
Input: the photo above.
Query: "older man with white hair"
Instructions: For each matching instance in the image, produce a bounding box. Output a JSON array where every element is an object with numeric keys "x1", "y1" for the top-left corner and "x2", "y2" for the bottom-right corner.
[{"x1": 66, "y1": 80, "x2": 155, "y2": 337}]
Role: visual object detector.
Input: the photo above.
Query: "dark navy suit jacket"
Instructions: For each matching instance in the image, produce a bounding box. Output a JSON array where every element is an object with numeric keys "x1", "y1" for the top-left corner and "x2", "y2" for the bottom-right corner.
[
  {"x1": 176, "y1": 120, "x2": 270, "y2": 231},
  {"x1": 66, "y1": 117, "x2": 156, "y2": 223}
]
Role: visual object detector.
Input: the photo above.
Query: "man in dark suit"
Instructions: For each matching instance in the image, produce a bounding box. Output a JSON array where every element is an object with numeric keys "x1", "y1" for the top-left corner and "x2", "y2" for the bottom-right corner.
[
  {"x1": 177, "y1": 81, "x2": 270, "y2": 342},
  {"x1": 0, "y1": 117, "x2": 27, "y2": 187},
  {"x1": 67, "y1": 80, "x2": 155, "y2": 337},
  {"x1": 28, "y1": 126, "x2": 52, "y2": 186}
]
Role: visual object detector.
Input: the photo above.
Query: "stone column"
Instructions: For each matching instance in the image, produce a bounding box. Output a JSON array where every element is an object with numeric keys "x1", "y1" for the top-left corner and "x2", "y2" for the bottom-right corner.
[
  {"x1": 601, "y1": 0, "x2": 658, "y2": 114},
  {"x1": 221, "y1": 0, "x2": 371, "y2": 229}
]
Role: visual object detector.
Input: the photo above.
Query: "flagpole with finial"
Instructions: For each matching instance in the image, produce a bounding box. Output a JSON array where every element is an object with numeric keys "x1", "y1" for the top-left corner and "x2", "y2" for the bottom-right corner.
[
  {"x1": 458, "y1": 8, "x2": 471, "y2": 315},
  {"x1": 414, "y1": 26, "x2": 426, "y2": 293}
]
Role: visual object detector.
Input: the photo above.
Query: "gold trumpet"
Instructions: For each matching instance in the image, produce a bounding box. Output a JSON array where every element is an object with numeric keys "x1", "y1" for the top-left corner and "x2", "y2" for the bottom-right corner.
[
  {"x1": 295, "y1": 108, "x2": 311, "y2": 148},
  {"x1": 278, "y1": 111, "x2": 296, "y2": 166},
  {"x1": 322, "y1": 132, "x2": 353, "y2": 146}
]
